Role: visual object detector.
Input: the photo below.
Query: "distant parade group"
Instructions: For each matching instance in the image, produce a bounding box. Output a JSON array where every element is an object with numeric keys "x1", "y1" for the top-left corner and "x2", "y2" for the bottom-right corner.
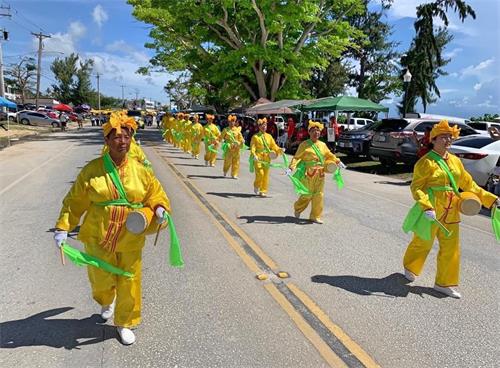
[{"x1": 53, "y1": 111, "x2": 499, "y2": 345}]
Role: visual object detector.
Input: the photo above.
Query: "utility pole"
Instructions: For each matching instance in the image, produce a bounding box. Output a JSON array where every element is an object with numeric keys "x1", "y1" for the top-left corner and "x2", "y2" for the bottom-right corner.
[
  {"x1": 0, "y1": 5, "x2": 12, "y2": 99},
  {"x1": 96, "y1": 73, "x2": 101, "y2": 110},
  {"x1": 120, "y1": 84, "x2": 125, "y2": 108},
  {"x1": 32, "y1": 32, "x2": 51, "y2": 108}
]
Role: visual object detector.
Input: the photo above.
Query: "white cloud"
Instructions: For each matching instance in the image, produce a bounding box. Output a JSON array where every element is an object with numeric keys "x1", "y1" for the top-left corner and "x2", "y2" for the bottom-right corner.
[
  {"x1": 473, "y1": 83, "x2": 482, "y2": 91},
  {"x1": 443, "y1": 48, "x2": 463, "y2": 59},
  {"x1": 385, "y1": 0, "x2": 432, "y2": 19},
  {"x1": 106, "y1": 40, "x2": 150, "y2": 64},
  {"x1": 460, "y1": 58, "x2": 496, "y2": 80},
  {"x1": 41, "y1": 21, "x2": 86, "y2": 55},
  {"x1": 92, "y1": 4, "x2": 109, "y2": 28}
]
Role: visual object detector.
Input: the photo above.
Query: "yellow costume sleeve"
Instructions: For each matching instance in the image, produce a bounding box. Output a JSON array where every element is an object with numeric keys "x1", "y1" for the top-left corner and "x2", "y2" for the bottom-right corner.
[
  {"x1": 55, "y1": 168, "x2": 91, "y2": 231},
  {"x1": 410, "y1": 158, "x2": 433, "y2": 210},
  {"x1": 266, "y1": 133, "x2": 283, "y2": 155}
]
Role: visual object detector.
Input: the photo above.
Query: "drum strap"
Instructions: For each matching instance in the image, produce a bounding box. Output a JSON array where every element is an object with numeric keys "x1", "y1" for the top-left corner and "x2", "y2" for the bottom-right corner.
[
  {"x1": 428, "y1": 151, "x2": 459, "y2": 195},
  {"x1": 308, "y1": 139, "x2": 324, "y2": 165},
  {"x1": 95, "y1": 153, "x2": 143, "y2": 209}
]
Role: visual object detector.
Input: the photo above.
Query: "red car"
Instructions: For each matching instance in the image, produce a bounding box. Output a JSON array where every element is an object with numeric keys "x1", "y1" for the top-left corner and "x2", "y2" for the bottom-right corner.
[{"x1": 38, "y1": 109, "x2": 59, "y2": 119}]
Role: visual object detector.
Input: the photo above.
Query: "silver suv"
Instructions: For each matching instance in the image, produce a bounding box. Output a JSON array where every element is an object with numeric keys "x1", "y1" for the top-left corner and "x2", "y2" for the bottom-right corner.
[
  {"x1": 369, "y1": 118, "x2": 478, "y2": 166},
  {"x1": 18, "y1": 110, "x2": 60, "y2": 127}
]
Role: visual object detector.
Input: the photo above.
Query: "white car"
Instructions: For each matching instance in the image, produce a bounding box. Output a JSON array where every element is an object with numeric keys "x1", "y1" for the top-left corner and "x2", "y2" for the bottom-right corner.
[
  {"x1": 339, "y1": 117, "x2": 374, "y2": 131},
  {"x1": 466, "y1": 121, "x2": 500, "y2": 136},
  {"x1": 450, "y1": 136, "x2": 500, "y2": 187}
]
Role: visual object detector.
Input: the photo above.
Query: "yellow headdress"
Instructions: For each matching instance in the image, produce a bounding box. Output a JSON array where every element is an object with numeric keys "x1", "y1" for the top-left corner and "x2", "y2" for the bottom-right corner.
[
  {"x1": 193, "y1": 114, "x2": 199, "y2": 122},
  {"x1": 228, "y1": 114, "x2": 237, "y2": 122},
  {"x1": 102, "y1": 111, "x2": 137, "y2": 137},
  {"x1": 206, "y1": 114, "x2": 215, "y2": 121},
  {"x1": 308, "y1": 120, "x2": 324, "y2": 131},
  {"x1": 430, "y1": 120, "x2": 460, "y2": 140},
  {"x1": 257, "y1": 117, "x2": 268, "y2": 126}
]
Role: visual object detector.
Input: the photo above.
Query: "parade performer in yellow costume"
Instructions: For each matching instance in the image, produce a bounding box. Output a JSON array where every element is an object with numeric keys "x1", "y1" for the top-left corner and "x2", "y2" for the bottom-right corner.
[
  {"x1": 161, "y1": 113, "x2": 174, "y2": 144},
  {"x1": 250, "y1": 118, "x2": 283, "y2": 196},
  {"x1": 172, "y1": 113, "x2": 183, "y2": 148},
  {"x1": 190, "y1": 114, "x2": 204, "y2": 159},
  {"x1": 182, "y1": 114, "x2": 193, "y2": 153},
  {"x1": 287, "y1": 121, "x2": 341, "y2": 223},
  {"x1": 402, "y1": 120, "x2": 498, "y2": 298},
  {"x1": 220, "y1": 114, "x2": 244, "y2": 178},
  {"x1": 203, "y1": 114, "x2": 220, "y2": 167},
  {"x1": 54, "y1": 112, "x2": 172, "y2": 345}
]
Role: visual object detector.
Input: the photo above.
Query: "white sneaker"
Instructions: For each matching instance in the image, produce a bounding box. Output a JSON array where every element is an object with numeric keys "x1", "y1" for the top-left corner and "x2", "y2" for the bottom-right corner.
[
  {"x1": 404, "y1": 269, "x2": 416, "y2": 282},
  {"x1": 294, "y1": 211, "x2": 300, "y2": 218},
  {"x1": 231, "y1": 175, "x2": 238, "y2": 179},
  {"x1": 259, "y1": 192, "x2": 267, "y2": 197},
  {"x1": 101, "y1": 301, "x2": 115, "y2": 320},
  {"x1": 433, "y1": 285, "x2": 462, "y2": 299},
  {"x1": 311, "y1": 218, "x2": 323, "y2": 224},
  {"x1": 254, "y1": 187, "x2": 260, "y2": 195},
  {"x1": 117, "y1": 327, "x2": 136, "y2": 345},
  {"x1": 210, "y1": 163, "x2": 215, "y2": 167}
]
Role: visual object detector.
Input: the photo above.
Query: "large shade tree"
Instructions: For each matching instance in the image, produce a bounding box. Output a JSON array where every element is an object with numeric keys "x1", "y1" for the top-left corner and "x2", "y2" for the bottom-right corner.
[{"x1": 129, "y1": 0, "x2": 365, "y2": 102}]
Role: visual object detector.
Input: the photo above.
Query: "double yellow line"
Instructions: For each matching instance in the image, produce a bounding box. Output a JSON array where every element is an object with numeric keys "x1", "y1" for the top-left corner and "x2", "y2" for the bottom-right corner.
[{"x1": 152, "y1": 145, "x2": 380, "y2": 368}]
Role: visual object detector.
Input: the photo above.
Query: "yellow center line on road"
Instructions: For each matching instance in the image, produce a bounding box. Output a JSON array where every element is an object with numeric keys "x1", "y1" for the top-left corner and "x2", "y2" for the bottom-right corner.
[
  {"x1": 0, "y1": 143, "x2": 75, "y2": 197},
  {"x1": 150, "y1": 145, "x2": 380, "y2": 368}
]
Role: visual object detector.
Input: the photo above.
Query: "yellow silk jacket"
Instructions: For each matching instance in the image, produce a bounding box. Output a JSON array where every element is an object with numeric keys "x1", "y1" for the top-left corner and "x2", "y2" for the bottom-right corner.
[
  {"x1": 412, "y1": 151, "x2": 497, "y2": 224},
  {"x1": 220, "y1": 126, "x2": 244, "y2": 151},
  {"x1": 203, "y1": 123, "x2": 220, "y2": 144},
  {"x1": 290, "y1": 140, "x2": 339, "y2": 173},
  {"x1": 55, "y1": 156, "x2": 170, "y2": 252},
  {"x1": 190, "y1": 122, "x2": 204, "y2": 142},
  {"x1": 250, "y1": 132, "x2": 282, "y2": 162}
]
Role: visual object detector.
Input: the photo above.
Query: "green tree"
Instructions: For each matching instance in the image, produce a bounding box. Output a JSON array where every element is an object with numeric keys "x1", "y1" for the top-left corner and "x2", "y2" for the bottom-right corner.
[
  {"x1": 50, "y1": 53, "x2": 78, "y2": 103},
  {"x1": 5, "y1": 57, "x2": 37, "y2": 104},
  {"x1": 129, "y1": 0, "x2": 365, "y2": 102},
  {"x1": 303, "y1": 60, "x2": 349, "y2": 98},
  {"x1": 72, "y1": 59, "x2": 94, "y2": 105},
  {"x1": 347, "y1": 1, "x2": 400, "y2": 103}
]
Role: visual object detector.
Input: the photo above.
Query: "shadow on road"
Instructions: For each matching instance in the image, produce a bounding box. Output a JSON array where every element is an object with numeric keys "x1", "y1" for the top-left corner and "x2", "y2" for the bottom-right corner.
[
  {"x1": 187, "y1": 174, "x2": 227, "y2": 180},
  {"x1": 373, "y1": 180, "x2": 412, "y2": 186},
  {"x1": 237, "y1": 214, "x2": 311, "y2": 225},
  {"x1": 311, "y1": 273, "x2": 446, "y2": 298},
  {"x1": 175, "y1": 163, "x2": 208, "y2": 168},
  {"x1": 0, "y1": 307, "x2": 117, "y2": 349}
]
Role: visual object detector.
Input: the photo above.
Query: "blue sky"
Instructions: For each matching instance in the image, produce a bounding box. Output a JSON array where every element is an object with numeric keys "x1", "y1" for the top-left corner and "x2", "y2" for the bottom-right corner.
[{"x1": 1, "y1": 0, "x2": 498, "y2": 118}]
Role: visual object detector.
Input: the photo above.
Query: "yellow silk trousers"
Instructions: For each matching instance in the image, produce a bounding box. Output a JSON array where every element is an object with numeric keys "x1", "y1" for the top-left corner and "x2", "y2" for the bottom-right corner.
[
  {"x1": 294, "y1": 173, "x2": 325, "y2": 221},
  {"x1": 164, "y1": 131, "x2": 173, "y2": 144},
  {"x1": 191, "y1": 140, "x2": 202, "y2": 156},
  {"x1": 254, "y1": 163, "x2": 270, "y2": 193},
  {"x1": 403, "y1": 223, "x2": 460, "y2": 287},
  {"x1": 223, "y1": 149, "x2": 240, "y2": 176},
  {"x1": 204, "y1": 144, "x2": 217, "y2": 165},
  {"x1": 182, "y1": 137, "x2": 191, "y2": 153},
  {"x1": 85, "y1": 245, "x2": 143, "y2": 328}
]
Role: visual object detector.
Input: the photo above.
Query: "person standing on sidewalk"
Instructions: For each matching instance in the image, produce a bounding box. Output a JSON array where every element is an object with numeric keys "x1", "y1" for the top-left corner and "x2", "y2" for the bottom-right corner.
[
  {"x1": 250, "y1": 118, "x2": 283, "y2": 197},
  {"x1": 402, "y1": 120, "x2": 499, "y2": 298},
  {"x1": 53, "y1": 112, "x2": 171, "y2": 345},
  {"x1": 220, "y1": 114, "x2": 244, "y2": 179}
]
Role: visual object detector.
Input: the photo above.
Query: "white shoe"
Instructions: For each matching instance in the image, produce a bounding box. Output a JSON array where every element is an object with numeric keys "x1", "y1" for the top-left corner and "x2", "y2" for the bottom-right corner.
[
  {"x1": 404, "y1": 269, "x2": 416, "y2": 282},
  {"x1": 117, "y1": 327, "x2": 136, "y2": 345},
  {"x1": 101, "y1": 301, "x2": 115, "y2": 320},
  {"x1": 254, "y1": 187, "x2": 260, "y2": 195},
  {"x1": 294, "y1": 211, "x2": 300, "y2": 218},
  {"x1": 231, "y1": 175, "x2": 238, "y2": 179},
  {"x1": 259, "y1": 192, "x2": 267, "y2": 197},
  {"x1": 210, "y1": 163, "x2": 215, "y2": 167},
  {"x1": 311, "y1": 218, "x2": 323, "y2": 224},
  {"x1": 433, "y1": 285, "x2": 462, "y2": 299}
]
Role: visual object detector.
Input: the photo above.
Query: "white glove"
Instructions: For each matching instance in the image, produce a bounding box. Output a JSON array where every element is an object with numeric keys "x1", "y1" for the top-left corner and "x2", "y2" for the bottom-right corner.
[
  {"x1": 54, "y1": 230, "x2": 67, "y2": 248},
  {"x1": 284, "y1": 168, "x2": 293, "y2": 176},
  {"x1": 155, "y1": 206, "x2": 167, "y2": 224},
  {"x1": 338, "y1": 161, "x2": 347, "y2": 169},
  {"x1": 424, "y1": 210, "x2": 436, "y2": 220}
]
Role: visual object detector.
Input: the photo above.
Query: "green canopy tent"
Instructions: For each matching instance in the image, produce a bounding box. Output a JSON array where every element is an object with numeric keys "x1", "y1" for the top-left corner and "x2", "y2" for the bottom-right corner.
[{"x1": 299, "y1": 96, "x2": 389, "y2": 113}]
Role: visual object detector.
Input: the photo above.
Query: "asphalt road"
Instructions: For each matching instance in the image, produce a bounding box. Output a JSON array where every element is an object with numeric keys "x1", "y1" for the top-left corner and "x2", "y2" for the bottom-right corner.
[{"x1": 1, "y1": 126, "x2": 498, "y2": 368}]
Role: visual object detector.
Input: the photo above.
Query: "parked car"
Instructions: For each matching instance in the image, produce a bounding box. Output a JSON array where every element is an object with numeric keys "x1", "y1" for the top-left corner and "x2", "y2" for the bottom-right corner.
[
  {"x1": 274, "y1": 115, "x2": 285, "y2": 130},
  {"x1": 337, "y1": 121, "x2": 381, "y2": 157},
  {"x1": 466, "y1": 121, "x2": 500, "y2": 136},
  {"x1": 17, "y1": 110, "x2": 60, "y2": 127},
  {"x1": 339, "y1": 117, "x2": 374, "y2": 131},
  {"x1": 369, "y1": 118, "x2": 478, "y2": 166},
  {"x1": 38, "y1": 109, "x2": 59, "y2": 119},
  {"x1": 449, "y1": 136, "x2": 500, "y2": 187}
]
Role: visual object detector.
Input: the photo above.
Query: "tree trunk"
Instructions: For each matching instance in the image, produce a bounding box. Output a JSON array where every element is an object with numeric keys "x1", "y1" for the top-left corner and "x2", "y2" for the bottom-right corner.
[{"x1": 253, "y1": 63, "x2": 268, "y2": 99}]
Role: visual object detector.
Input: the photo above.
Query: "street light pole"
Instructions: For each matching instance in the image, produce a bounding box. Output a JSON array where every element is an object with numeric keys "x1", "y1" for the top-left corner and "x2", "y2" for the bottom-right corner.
[{"x1": 403, "y1": 68, "x2": 412, "y2": 118}]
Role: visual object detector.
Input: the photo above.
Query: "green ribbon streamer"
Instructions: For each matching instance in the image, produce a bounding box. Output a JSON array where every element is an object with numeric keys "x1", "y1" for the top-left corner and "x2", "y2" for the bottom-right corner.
[
  {"x1": 163, "y1": 212, "x2": 184, "y2": 268},
  {"x1": 62, "y1": 243, "x2": 134, "y2": 278},
  {"x1": 402, "y1": 203, "x2": 452, "y2": 240},
  {"x1": 492, "y1": 206, "x2": 500, "y2": 242},
  {"x1": 333, "y1": 168, "x2": 344, "y2": 190},
  {"x1": 288, "y1": 175, "x2": 313, "y2": 195},
  {"x1": 221, "y1": 142, "x2": 230, "y2": 158},
  {"x1": 249, "y1": 155, "x2": 254, "y2": 173}
]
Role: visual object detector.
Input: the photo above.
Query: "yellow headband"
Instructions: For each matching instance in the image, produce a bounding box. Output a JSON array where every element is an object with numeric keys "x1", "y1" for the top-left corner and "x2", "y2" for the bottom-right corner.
[
  {"x1": 103, "y1": 112, "x2": 137, "y2": 137},
  {"x1": 257, "y1": 117, "x2": 267, "y2": 126},
  {"x1": 228, "y1": 115, "x2": 237, "y2": 122},
  {"x1": 308, "y1": 120, "x2": 324, "y2": 131},
  {"x1": 430, "y1": 120, "x2": 460, "y2": 140}
]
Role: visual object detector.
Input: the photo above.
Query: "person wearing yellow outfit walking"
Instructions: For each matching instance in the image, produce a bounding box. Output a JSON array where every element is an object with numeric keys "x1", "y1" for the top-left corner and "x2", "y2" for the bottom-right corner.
[
  {"x1": 286, "y1": 121, "x2": 342, "y2": 224},
  {"x1": 53, "y1": 112, "x2": 172, "y2": 345},
  {"x1": 402, "y1": 120, "x2": 499, "y2": 299},
  {"x1": 250, "y1": 118, "x2": 283, "y2": 196},
  {"x1": 220, "y1": 114, "x2": 244, "y2": 178},
  {"x1": 182, "y1": 114, "x2": 193, "y2": 153},
  {"x1": 203, "y1": 114, "x2": 220, "y2": 167},
  {"x1": 190, "y1": 114, "x2": 204, "y2": 159},
  {"x1": 161, "y1": 113, "x2": 175, "y2": 144}
]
